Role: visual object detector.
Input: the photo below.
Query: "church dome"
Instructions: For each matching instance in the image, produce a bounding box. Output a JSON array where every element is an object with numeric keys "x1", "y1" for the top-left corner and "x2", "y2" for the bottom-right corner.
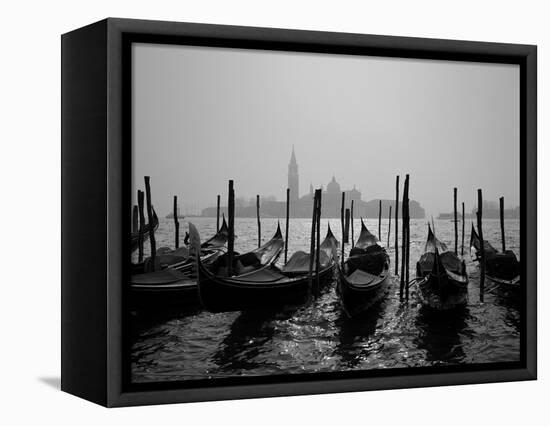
[
  {"x1": 327, "y1": 175, "x2": 341, "y2": 194},
  {"x1": 349, "y1": 184, "x2": 361, "y2": 199}
]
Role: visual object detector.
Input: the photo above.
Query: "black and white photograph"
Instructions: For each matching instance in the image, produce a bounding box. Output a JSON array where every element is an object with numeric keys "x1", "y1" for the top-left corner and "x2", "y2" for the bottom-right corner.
[
  {"x1": 129, "y1": 42, "x2": 522, "y2": 384},
  {"x1": 2, "y1": 0, "x2": 546, "y2": 421}
]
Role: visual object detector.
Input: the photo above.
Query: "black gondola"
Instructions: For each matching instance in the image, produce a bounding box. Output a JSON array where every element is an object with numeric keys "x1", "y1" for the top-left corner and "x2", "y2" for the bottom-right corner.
[
  {"x1": 132, "y1": 217, "x2": 230, "y2": 274},
  {"x1": 170, "y1": 216, "x2": 230, "y2": 275},
  {"x1": 130, "y1": 207, "x2": 159, "y2": 252},
  {"x1": 350, "y1": 219, "x2": 379, "y2": 255},
  {"x1": 337, "y1": 219, "x2": 390, "y2": 317},
  {"x1": 470, "y1": 224, "x2": 520, "y2": 290},
  {"x1": 192, "y1": 223, "x2": 338, "y2": 313},
  {"x1": 129, "y1": 268, "x2": 198, "y2": 309},
  {"x1": 416, "y1": 225, "x2": 468, "y2": 310},
  {"x1": 129, "y1": 222, "x2": 284, "y2": 309}
]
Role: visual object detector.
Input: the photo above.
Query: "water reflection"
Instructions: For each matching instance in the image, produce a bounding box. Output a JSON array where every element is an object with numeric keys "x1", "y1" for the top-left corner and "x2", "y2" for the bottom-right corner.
[
  {"x1": 130, "y1": 306, "x2": 201, "y2": 342},
  {"x1": 334, "y1": 301, "x2": 386, "y2": 369},
  {"x1": 211, "y1": 310, "x2": 280, "y2": 373},
  {"x1": 131, "y1": 217, "x2": 521, "y2": 382},
  {"x1": 485, "y1": 287, "x2": 521, "y2": 334},
  {"x1": 415, "y1": 306, "x2": 469, "y2": 363},
  {"x1": 498, "y1": 297, "x2": 521, "y2": 335}
]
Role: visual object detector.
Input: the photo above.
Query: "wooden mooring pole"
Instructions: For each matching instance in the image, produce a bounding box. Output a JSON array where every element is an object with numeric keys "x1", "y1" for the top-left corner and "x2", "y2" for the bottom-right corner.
[
  {"x1": 394, "y1": 175, "x2": 399, "y2": 275},
  {"x1": 351, "y1": 199, "x2": 355, "y2": 248},
  {"x1": 315, "y1": 189, "x2": 322, "y2": 295},
  {"x1": 477, "y1": 189, "x2": 485, "y2": 302},
  {"x1": 308, "y1": 190, "x2": 319, "y2": 295},
  {"x1": 227, "y1": 180, "x2": 235, "y2": 276},
  {"x1": 137, "y1": 190, "x2": 145, "y2": 263},
  {"x1": 144, "y1": 176, "x2": 157, "y2": 270},
  {"x1": 132, "y1": 205, "x2": 138, "y2": 234},
  {"x1": 256, "y1": 194, "x2": 261, "y2": 248},
  {"x1": 345, "y1": 208, "x2": 351, "y2": 244},
  {"x1": 400, "y1": 175, "x2": 409, "y2": 300},
  {"x1": 173, "y1": 195, "x2": 180, "y2": 249},
  {"x1": 405, "y1": 175, "x2": 410, "y2": 301},
  {"x1": 378, "y1": 199, "x2": 382, "y2": 241},
  {"x1": 461, "y1": 201, "x2": 465, "y2": 257},
  {"x1": 454, "y1": 187, "x2": 458, "y2": 255},
  {"x1": 285, "y1": 188, "x2": 290, "y2": 263},
  {"x1": 341, "y1": 192, "x2": 345, "y2": 266},
  {"x1": 500, "y1": 196, "x2": 506, "y2": 252},
  {"x1": 387, "y1": 205, "x2": 392, "y2": 247},
  {"x1": 216, "y1": 194, "x2": 220, "y2": 232}
]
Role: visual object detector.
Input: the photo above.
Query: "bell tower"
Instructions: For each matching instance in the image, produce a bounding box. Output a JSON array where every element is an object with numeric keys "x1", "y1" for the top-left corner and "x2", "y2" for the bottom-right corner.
[{"x1": 288, "y1": 146, "x2": 299, "y2": 201}]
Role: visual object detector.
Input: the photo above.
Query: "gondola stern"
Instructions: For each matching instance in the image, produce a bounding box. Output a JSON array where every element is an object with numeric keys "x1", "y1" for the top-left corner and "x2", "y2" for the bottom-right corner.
[
  {"x1": 220, "y1": 215, "x2": 228, "y2": 232},
  {"x1": 427, "y1": 223, "x2": 435, "y2": 241},
  {"x1": 431, "y1": 246, "x2": 444, "y2": 277},
  {"x1": 274, "y1": 221, "x2": 283, "y2": 239},
  {"x1": 188, "y1": 223, "x2": 202, "y2": 266},
  {"x1": 327, "y1": 222, "x2": 334, "y2": 238},
  {"x1": 470, "y1": 223, "x2": 479, "y2": 250}
]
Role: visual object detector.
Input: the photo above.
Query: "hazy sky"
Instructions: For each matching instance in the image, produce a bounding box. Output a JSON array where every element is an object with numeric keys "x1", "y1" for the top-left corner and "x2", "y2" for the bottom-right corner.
[{"x1": 132, "y1": 43, "x2": 519, "y2": 217}]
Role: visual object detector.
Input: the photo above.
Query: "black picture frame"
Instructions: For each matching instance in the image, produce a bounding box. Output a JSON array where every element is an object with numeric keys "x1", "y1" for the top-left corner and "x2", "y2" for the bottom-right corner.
[{"x1": 61, "y1": 17, "x2": 537, "y2": 407}]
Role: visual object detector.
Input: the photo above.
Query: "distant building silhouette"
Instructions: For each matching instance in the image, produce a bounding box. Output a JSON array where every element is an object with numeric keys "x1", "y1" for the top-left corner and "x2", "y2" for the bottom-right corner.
[
  {"x1": 473, "y1": 201, "x2": 519, "y2": 219},
  {"x1": 201, "y1": 148, "x2": 425, "y2": 218},
  {"x1": 288, "y1": 146, "x2": 299, "y2": 205},
  {"x1": 438, "y1": 201, "x2": 519, "y2": 220}
]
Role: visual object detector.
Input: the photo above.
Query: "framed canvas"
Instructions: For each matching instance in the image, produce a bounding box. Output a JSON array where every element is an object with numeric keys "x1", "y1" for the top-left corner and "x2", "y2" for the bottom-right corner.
[{"x1": 61, "y1": 18, "x2": 537, "y2": 407}]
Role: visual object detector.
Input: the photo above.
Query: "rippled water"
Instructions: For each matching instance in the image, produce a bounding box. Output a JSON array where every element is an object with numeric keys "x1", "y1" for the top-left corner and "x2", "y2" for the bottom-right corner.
[{"x1": 131, "y1": 217, "x2": 520, "y2": 383}]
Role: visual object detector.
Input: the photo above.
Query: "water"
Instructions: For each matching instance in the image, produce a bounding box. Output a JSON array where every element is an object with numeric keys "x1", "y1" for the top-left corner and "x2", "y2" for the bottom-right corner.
[{"x1": 131, "y1": 217, "x2": 520, "y2": 382}]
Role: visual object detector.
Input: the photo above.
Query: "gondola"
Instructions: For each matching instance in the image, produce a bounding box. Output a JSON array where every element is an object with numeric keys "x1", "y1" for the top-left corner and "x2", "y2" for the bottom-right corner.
[
  {"x1": 337, "y1": 219, "x2": 390, "y2": 317},
  {"x1": 281, "y1": 223, "x2": 339, "y2": 280},
  {"x1": 192, "y1": 223, "x2": 338, "y2": 313},
  {"x1": 321, "y1": 223, "x2": 340, "y2": 263},
  {"x1": 201, "y1": 215, "x2": 231, "y2": 249},
  {"x1": 416, "y1": 225, "x2": 468, "y2": 310},
  {"x1": 201, "y1": 222, "x2": 284, "y2": 277},
  {"x1": 470, "y1": 224, "x2": 520, "y2": 290},
  {"x1": 129, "y1": 223, "x2": 284, "y2": 309},
  {"x1": 169, "y1": 216, "x2": 231, "y2": 275},
  {"x1": 129, "y1": 267, "x2": 198, "y2": 309},
  {"x1": 130, "y1": 207, "x2": 159, "y2": 253},
  {"x1": 131, "y1": 217, "x2": 230, "y2": 274}
]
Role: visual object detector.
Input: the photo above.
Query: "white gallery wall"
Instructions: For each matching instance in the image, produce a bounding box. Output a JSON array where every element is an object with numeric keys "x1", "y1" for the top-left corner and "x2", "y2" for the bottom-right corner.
[{"x1": 0, "y1": 0, "x2": 546, "y2": 424}]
